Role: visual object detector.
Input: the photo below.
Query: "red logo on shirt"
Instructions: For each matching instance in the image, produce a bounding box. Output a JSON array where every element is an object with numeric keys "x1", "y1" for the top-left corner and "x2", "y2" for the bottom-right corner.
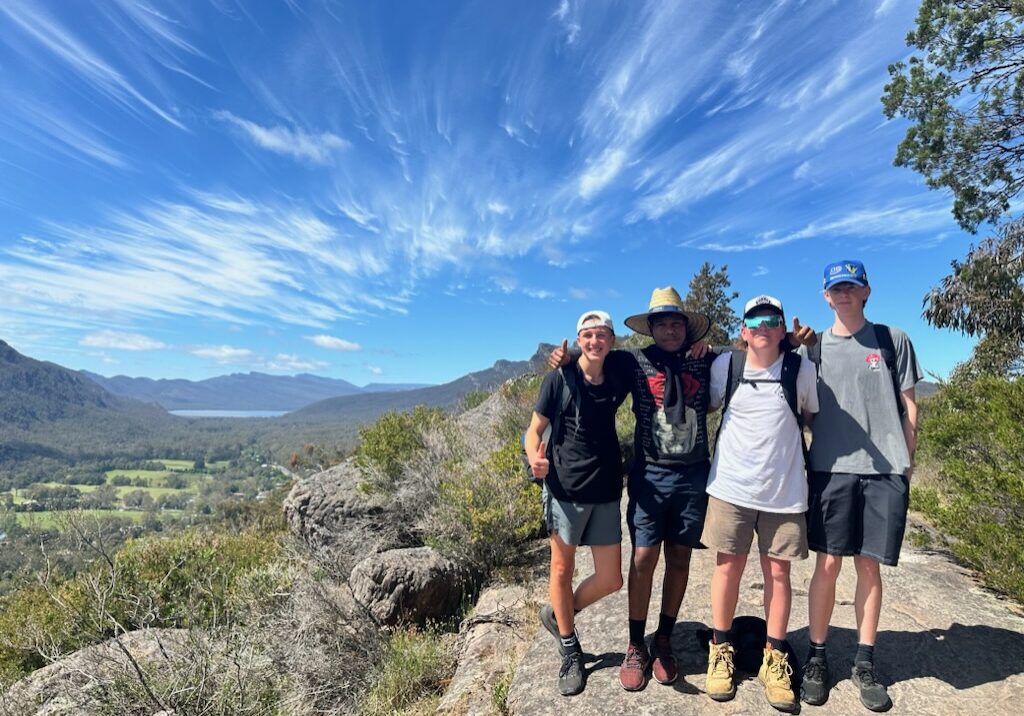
[{"x1": 865, "y1": 353, "x2": 882, "y2": 370}]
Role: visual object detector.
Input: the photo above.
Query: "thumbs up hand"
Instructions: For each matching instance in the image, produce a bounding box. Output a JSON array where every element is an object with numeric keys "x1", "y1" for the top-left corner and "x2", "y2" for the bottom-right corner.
[
  {"x1": 530, "y1": 440, "x2": 550, "y2": 479},
  {"x1": 547, "y1": 338, "x2": 569, "y2": 370}
]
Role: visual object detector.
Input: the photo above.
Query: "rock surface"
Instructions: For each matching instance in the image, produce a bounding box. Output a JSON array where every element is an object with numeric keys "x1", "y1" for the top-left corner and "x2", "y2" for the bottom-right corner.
[
  {"x1": 439, "y1": 584, "x2": 542, "y2": 715},
  {"x1": 351, "y1": 546, "x2": 474, "y2": 626},
  {"x1": 506, "y1": 504, "x2": 1024, "y2": 715}
]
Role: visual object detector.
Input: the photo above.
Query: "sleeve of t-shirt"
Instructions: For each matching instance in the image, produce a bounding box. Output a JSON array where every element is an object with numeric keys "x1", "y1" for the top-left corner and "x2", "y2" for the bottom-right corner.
[
  {"x1": 892, "y1": 328, "x2": 922, "y2": 391},
  {"x1": 797, "y1": 356, "x2": 820, "y2": 414},
  {"x1": 708, "y1": 352, "x2": 731, "y2": 410},
  {"x1": 606, "y1": 350, "x2": 639, "y2": 401},
  {"x1": 534, "y1": 370, "x2": 563, "y2": 420}
]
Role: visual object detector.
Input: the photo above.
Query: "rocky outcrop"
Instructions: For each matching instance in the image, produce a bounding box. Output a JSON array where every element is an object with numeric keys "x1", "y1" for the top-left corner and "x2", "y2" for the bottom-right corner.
[{"x1": 351, "y1": 546, "x2": 474, "y2": 626}]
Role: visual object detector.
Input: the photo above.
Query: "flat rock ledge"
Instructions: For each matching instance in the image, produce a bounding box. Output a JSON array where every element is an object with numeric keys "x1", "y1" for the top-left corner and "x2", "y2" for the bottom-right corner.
[{"x1": 505, "y1": 505, "x2": 1024, "y2": 716}]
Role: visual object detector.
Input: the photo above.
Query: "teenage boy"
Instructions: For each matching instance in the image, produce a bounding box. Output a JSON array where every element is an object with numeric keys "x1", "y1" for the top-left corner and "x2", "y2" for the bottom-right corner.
[
  {"x1": 799, "y1": 260, "x2": 921, "y2": 712},
  {"x1": 702, "y1": 295, "x2": 818, "y2": 712},
  {"x1": 527, "y1": 310, "x2": 630, "y2": 696}
]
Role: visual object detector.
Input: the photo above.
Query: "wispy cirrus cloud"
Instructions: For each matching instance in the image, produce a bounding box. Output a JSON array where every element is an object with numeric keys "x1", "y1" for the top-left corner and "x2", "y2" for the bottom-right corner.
[
  {"x1": 80, "y1": 330, "x2": 167, "y2": 351},
  {"x1": 307, "y1": 335, "x2": 361, "y2": 352},
  {"x1": 265, "y1": 353, "x2": 329, "y2": 371},
  {"x1": 214, "y1": 111, "x2": 350, "y2": 165},
  {"x1": 190, "y1": 345, "x2": 252, "y2": 363}
]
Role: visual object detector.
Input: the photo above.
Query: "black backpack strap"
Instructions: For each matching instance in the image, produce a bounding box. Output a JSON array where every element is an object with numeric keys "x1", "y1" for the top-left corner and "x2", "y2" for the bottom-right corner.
[
  {"x1": 547, "y1": 366, "x2": 579, "y2": 458},
  {"x1": 806, "y1": 340, "x2": 821, "y2": 373},
  {"x1": 722, "y1": 350, "x2": 745, "y2": 417},
  {"x1": 780, "y1": 351, "x2": 802, "y2": 427},
  {"x1": 872, "y1": 324, "x2": 905, "y2": 419}
]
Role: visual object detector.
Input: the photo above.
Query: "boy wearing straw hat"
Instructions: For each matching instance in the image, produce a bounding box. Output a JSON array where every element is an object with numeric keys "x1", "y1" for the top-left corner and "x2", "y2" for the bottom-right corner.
[{"x1": 526, "y1": 310, "x2": 631, "y2": 696}]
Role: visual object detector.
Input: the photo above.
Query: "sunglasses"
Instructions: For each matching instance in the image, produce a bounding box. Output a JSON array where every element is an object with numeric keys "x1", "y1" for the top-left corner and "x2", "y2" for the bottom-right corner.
[{"x1": 743, "y1": 314, "x2": 784, "y2": 330}]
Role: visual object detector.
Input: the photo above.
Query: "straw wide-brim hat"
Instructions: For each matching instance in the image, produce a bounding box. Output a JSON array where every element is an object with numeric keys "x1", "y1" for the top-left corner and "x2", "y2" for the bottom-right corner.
[{"x1": 624, "y1": 286, "x2": 712, "y2": 342}]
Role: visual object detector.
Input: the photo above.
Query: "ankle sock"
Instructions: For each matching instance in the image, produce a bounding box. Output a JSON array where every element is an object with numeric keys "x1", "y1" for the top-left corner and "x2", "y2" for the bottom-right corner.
[
  {"x1": 628, "y1": 618, "x2": 646, "y2": 646},
  {"x1": 767, "y1": 635, "x2": 787, "y2": 651},
  {"x1": 808, "y1": 640, "x2": 827, "y2": 661},
  {"x1": 656, "y1": 613, "x2": 676, "y2": 637},
  {"x1": 713, "y1": 628, "x2": 732, "y2": 645},
  {"x1": 560, "y1": 632, "x2": 580, "y2": 653},
  {"x1": 855, "y1": 642, "x2": 874, "y2": 665}
]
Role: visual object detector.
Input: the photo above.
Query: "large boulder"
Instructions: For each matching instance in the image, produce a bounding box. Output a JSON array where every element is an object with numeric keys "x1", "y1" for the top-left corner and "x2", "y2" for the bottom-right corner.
[
  {"x1": 350, "y1": 546, "x2": 473, "y2": 626},
  {"x1": 283, "y1": 459, "x2": 399, "y2": 558}
]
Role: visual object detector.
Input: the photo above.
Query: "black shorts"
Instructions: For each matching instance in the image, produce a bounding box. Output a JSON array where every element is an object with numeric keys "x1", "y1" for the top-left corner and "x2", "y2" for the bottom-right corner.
[
  {"x1": 627, "y1": 461, "x2": 709, "y2": 548},
  {"x1": 807, "y1": 472, "x2": 909, "y2": 566}
]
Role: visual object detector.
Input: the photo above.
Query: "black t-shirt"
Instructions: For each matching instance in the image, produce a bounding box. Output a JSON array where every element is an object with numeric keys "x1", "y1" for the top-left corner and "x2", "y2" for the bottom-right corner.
[{"x1": 534, "y1": 366, "x2": 625, "y2": 503}]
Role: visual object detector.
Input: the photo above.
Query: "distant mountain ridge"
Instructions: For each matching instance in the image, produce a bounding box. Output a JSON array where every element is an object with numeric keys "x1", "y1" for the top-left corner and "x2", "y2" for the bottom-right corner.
[{"x1": 82, "y1": 371, "x2": 434, "y2": 411}]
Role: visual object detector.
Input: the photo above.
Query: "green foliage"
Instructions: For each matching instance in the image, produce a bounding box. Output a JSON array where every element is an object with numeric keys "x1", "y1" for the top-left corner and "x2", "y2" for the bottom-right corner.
[
  {"x1": 882, "y1": 0, "x2": 1024, "y2": 231},
  {"x1": 360, "y1": 628, "x2": 454, "y2": 716},
  {"x1": 460, "y1": 389, "x2": 491, "y2": 412},
  {"x1": 492, "y1": 667, "x2": 514, "y2": 714},
  {"x1": 428, "y1": 439, "x2": 544, "y2": 571},
  {"x1": 683, "y1": 262, "x2": 739, "y2": 346},
  {"x1": 354, "y1": 406, "x2": 449, "y2": 491},
  {"x1": 0, "y1": 584, "x2": 85, "y2": 687},
  {"x1": 917, "y1": 375, "x2": 1024, "y2": 601}
]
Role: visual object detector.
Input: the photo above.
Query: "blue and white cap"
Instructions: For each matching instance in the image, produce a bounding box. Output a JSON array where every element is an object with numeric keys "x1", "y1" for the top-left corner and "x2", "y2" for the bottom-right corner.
[{"x1": 823, "y1": 260, "x2": 868, "y2": 289}]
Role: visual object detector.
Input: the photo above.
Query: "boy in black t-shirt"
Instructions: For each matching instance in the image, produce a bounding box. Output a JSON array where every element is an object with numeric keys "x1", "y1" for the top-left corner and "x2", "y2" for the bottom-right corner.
[{"x1": 526, "y1": 310, "x2": 630, "y2": 697}]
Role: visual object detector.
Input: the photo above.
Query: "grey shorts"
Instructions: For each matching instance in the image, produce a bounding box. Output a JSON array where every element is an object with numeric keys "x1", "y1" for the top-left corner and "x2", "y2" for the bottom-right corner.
[
  {"x1": 542, "y1": 484, "x2": 622, "y2": 546},
  {"x1": 807, "y1": 472, "x2": 909, "y2": 566}
]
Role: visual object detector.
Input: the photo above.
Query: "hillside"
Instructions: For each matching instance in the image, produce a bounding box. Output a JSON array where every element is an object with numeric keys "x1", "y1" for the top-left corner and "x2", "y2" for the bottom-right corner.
[{"x1": 81, "y1": 371, "x2": 429, "y2": 411}]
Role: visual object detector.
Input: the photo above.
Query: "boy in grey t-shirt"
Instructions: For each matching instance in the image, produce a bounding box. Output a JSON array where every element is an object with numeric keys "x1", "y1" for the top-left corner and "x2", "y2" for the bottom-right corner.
[{"x1": 799, "y1": 260, "x2": 922, "y2": 712}]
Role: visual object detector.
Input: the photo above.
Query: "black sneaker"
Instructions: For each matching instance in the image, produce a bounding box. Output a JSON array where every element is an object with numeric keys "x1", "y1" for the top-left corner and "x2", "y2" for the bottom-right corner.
[
  {"x1": 559, "y1": 650, "x2": 585, "y2": 696},
  {"x1": 800, "y1": 655, "x2": 829, "y2": 705},
  {"x1": 851, "y1": 661, "x2": 892, "y2": 712},
  {"x1": 539, "y1": 604, "x2": 560, "y2": 643}
]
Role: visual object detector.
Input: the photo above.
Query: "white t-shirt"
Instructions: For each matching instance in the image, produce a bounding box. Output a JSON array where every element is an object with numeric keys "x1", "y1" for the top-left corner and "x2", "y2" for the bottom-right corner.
[{"x1": 707, "y1": 351, "x2": 819, "y2": 513}]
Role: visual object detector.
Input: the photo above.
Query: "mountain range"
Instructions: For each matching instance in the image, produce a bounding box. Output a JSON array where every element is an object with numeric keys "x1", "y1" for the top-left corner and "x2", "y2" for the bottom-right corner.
[{"x1": 81, "y1": 371, "x2": 432, "y2": 411}]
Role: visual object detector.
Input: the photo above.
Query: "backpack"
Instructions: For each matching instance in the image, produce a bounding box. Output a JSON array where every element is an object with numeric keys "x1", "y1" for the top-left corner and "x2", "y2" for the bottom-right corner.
[
  {"x1": 714, "y1": 350, "x2": 807, "y2": 459},
  {"x1": 805, "y1": 323, "x2": 905, "y2": 419}
]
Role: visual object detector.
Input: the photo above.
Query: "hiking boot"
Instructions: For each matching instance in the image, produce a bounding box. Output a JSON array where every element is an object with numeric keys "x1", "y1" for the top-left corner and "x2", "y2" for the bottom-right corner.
[
  {"x1": 618, "y1": 641, "x2": 650, "y2": 691},
  {"x1": 851, "y1": 661, "x2": 892, "y2": 712},
  {"x1": 651, "y1": 632, "x2": 678, "y2": 685},
  {"x1": 538, "y1": 604, "x2": 560, "y2": 645},
  {"x1": 801, "y1": 655, "x2": 829, "y2": 705},
  {"x1": 558, "y1": 650, "x2": 585, "y2": 696},
  {"x1": 705, "y1": 641, "x2": 736, "y2": 701},
  {"x1": 758, "y1": 647, "x2": 796, "y2": 712}
]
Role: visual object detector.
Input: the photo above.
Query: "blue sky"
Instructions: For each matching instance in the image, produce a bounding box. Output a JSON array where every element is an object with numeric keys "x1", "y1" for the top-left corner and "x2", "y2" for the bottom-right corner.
[{"x1": 0, "y1": 0, "x2": 982, "y2": 386}]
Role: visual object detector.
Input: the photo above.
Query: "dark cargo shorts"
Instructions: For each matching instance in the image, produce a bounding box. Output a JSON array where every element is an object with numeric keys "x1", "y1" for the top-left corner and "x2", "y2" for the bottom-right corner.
[
  {"x1": 807, "y1": 472, "x2": 909, "y2": 566},
  {"x1": 627, "y1": 461, "x2": 710, "y2": 548}
]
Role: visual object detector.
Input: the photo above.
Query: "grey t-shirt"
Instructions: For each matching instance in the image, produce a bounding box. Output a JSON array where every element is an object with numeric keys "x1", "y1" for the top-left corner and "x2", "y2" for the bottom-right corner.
[{"x1": 799, "y1": 321, "x2": 922, "y2": 476}]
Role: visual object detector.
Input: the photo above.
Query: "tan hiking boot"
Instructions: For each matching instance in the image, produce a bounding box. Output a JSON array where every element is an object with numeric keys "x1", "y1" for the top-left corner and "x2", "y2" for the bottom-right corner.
[
  {"x1": 705, "y1": 641, "x2": 736, "y2": 701},
  {"x1": 758, "y1": 647, "x2": 796, "y2": 711}
]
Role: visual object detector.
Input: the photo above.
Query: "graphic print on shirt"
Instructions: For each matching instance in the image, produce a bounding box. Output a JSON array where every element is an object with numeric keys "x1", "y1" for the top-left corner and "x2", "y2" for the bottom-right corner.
[{"x1": 865, "y1": 352, "x2": 882, "y2": 371}]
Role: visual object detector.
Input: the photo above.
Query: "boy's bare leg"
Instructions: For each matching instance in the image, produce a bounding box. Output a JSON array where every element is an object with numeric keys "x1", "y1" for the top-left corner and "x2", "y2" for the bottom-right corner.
[
  {"x1": 549, "y1": 533, "x2": 578, "y2": 635},
  {"x1": 760, "y1": 554, "x2": 792, "y2": 640},
  {"x1": 574, "y1": 543, "x2": 623, "y2": 610},
  {"x1": 711, "y1": 552, "x2": 747, "y2": 631},
  {"x1": 808, "y1": 552, "x2": 843, "y2": 643},
  {"x1": 853, "y1": 555, "x2": 882, "y2": 645},
  {"x1": 659, "y1": 542, "x2": 692, "y2": 617}
]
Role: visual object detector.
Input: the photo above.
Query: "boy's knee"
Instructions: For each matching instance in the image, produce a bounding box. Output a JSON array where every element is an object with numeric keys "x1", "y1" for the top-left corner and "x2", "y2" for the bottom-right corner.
[
  {"x1": 632, "y1": 548, "x2": 660, "y2": 576},
  {"x1": 815, "y1": 554, "x2": 843, "y2": 580}
]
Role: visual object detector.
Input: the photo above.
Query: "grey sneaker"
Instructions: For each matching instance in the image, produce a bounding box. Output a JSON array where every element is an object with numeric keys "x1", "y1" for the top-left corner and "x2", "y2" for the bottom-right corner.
[
  {"x1": 559, "y1": 650, "x2": 585, "y2": 696},
  {"x1": 851, "y1": 661, "x2": 892, "y2": 712},
  {"x1": 801, "y1": 655, "x2": 829, "y2": 705},
  {"x1": 539, "y1": 604, "x2": 560, "y2": 642}
]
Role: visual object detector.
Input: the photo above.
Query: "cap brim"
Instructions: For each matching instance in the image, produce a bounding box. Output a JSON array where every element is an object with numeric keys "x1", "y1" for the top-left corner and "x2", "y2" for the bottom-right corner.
[{"x1": 824, "y1": 278, "x2": 868, "y2": 290}]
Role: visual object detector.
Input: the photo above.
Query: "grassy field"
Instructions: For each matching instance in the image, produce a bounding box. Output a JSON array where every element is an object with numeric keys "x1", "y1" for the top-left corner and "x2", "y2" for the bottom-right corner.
[
  {"x1": 12, "y1": 509, "x2": 184, "y2": 529},
  {"x1": 19, "y1": 482, "x2": 192, "y2": 499}
]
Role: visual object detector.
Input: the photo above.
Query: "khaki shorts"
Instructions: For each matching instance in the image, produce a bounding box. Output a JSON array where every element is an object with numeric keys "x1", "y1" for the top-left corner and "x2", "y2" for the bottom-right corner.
[{"x1": 701, "y1": 495, "x2": 808, "y2": 560}]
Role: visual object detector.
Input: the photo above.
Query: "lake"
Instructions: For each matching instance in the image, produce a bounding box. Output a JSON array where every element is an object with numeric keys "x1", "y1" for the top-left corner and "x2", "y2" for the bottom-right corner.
[{"x1": 169, "y1": 410, "x2": 289, "y2": 418}]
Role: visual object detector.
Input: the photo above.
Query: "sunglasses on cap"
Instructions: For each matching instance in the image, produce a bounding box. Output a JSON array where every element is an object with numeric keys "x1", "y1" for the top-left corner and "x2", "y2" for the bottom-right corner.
[{"x1": 743, "y1": 315, "x2": 784, "y2": 330}]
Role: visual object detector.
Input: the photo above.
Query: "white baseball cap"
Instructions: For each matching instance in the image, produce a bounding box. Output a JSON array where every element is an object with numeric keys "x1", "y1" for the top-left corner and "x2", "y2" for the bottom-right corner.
[
  {"x1": 743, "y1": 294, "x2": 785, "y2": 319},
  {"x1": 576, "y1": 310, "x2": 615, "y2": 335}
]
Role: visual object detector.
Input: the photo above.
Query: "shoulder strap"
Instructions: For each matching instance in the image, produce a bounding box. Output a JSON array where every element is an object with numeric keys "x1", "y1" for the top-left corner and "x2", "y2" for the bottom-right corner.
[
  {"x1": 806, "y1": 339, "x2": 821, "y2": 371},
  {"x1": 872, "y1": 324, "x2": 905, "y2": 418},
  {"x1": 722, "y1": 350, "x2": 745, "y2": 417},
  {"x1": 780, "y1": 351, "x2": 802, "y2": 427},
  {"x1": 547, "y1": 366, "x2": 578, "y2": 457}
]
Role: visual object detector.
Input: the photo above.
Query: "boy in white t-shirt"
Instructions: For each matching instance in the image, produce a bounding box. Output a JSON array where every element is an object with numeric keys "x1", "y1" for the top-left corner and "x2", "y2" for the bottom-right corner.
[{"x1": 701, "y1": 295, "x2": 819, "y2": 712}]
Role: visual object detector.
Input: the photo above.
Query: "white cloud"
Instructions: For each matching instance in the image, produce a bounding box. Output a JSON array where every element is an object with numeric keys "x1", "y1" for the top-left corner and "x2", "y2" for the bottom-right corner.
[
  {"x1": 569, "y1": 288, "x2": 592, "y2": 300},
  {"x1": 366, "y1": 364, "x2": 383, "y2": 375},
  {"x1": 487, "y1": 200, "x2": 510, "y2": 215},
  {"x1": 80, "y1": 330, "x2": 167, "y2": 351},
  {"x1": 753, "y1": 265, "x2": 769, "y2": 277},
  {"x1": 579, "y1": 148, "x2": 626, "y2": 199},
  {"x1": 307, "y1": 334, "x2": 362, "y2": 351},
  {"x1": 266, "y1": 353, "x2": 329, "y2": 371},
  {"x1": 191, "y1": 345, "x2": 253, "y2": 363},
  {"x1": 214, "y1": 111, "x2": 350, "y2": 164}
]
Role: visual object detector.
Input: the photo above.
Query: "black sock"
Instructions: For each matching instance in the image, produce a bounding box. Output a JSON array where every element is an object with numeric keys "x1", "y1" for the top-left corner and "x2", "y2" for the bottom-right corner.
[
  {"x1": 713, "y1": 628, "x2": 732, "y2": 645},
  {"x1": 560, "y1": 631, "x2": 581, "y2": 654},
  {"x1": 574, "y1": 608, "x2": 582, "y2": 615},
  {"x1": 628, "y1": 618, "x2": 646, "y2": 646},
  {"x1": 656, "y1": 613, "x2": 676, "y2": 637},
  {"x1": 808, "y1": 640, "x2": 827, "y2": 661},
  {"x1": 767, "y1": 635, "x2": 787, "y2": 651},
  {"x1": 855, "y1": 643, "x2": 874, "y2": 665}
]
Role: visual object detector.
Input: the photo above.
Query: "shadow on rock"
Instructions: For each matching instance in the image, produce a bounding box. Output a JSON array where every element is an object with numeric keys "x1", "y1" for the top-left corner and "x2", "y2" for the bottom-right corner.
[{"x1": 788, "y1": 622, "x2": 1024, "y2": 689}]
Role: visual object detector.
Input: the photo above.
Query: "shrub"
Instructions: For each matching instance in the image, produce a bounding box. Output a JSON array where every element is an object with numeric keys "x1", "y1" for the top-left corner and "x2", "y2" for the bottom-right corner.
[
  {"x1": 460, "y1": 390, "x2": 491, "y2": 411},
  {"x1": 360, "y1": 628, "x2": 454, "y2": 716},
  {"x1": 426, "y1": 439, "x2": 544, "y2": 571},
  {"x1": 918, "y1": 376, "x2": 1024, "y2": 601},
  {"x1": 354, "y1": 406, "x2": 449, "y2": 492},
  {"x1": 0, "y1": 584, "x2": 85, "y2": 687}
]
